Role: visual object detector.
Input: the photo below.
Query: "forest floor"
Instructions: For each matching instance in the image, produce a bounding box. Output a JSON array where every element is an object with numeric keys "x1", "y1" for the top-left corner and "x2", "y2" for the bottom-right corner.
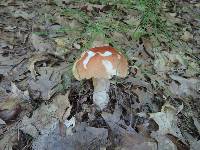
[{"x1": 0, "y1": 0, "x2": 200, "y2": 150}]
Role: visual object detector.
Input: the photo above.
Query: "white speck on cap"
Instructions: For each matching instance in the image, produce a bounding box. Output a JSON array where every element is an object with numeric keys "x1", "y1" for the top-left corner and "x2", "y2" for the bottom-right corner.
[
  {"x1": 99, "y1": 51, "x2": 112, "y2": 56},
  {"x1": 83, "y1": 51, "x2": 95, "y2": 69},
  {"x1": 102, "y1": 60, "x2": 117, "y2": 77}
]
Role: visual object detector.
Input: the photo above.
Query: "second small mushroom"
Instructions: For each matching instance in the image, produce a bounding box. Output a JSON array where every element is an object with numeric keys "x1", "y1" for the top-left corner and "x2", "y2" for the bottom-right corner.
[{"x1": 73, "y1": 45, "x2": 128, "y2": 110}]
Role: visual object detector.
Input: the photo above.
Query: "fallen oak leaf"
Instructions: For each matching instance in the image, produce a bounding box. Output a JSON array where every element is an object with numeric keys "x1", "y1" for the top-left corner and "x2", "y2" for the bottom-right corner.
[
  {"x1": 27, "y1": 53, "x2": 49, "y2": 79},
  {"x1": 149, "y1": 103, "x2": 184, "y2": 139},
  {"x1": 169, "y1": 75, "x2": 200, "y2": 98},
  {"x1": 190, "y1": 139, "x2": 200, "y2": 150},
  {"x1": 0, "y1": 81, "x2": 31, "y2": 123},
  {"x1": 0, "y1": 53, "x2": 26, "y2": 76},
  {"x1": 193, "y1": 117, "x2": 200, "y2": 135},
  {"x1": 0, "y1": 104, "x2": 21, "y2": 123},
  {"x1": 166, "y1": 134, "x2": 189, "y2": 150},
  {"x1": 28, "y1": 67, "x2": 62, "y2": 100},
  {"x1": 0, "y1": 97, "x2": 22, "y2": 123},
  {"x1": 11, "y1": 82, "x2": 30, "y2": 101},
  {"x1": 149, "y1": 103, "x2": 186, "y2": 149},
  {"x1": 151, "y1": 133, "x2": 177, "y2": 150},
  {"x1": 102, "y1": 105, "x2": 156, "y2": 150},
  {"x1": 153, "y1": 52, "x2": 187, "y2": 77},
  {"x1": 132, "y1": 87, "x2": 156, "y2": 112},
  {"x1": 0, "y1": 132, "x2": 18, "y2": 150},
  {"x1": 27, "y1": 52, "x2": 65, "y2": 80},
  {"x1": 20, "y1": 91, "x2": 71, "y2": 138},
  {"x1": 163, "y1": 51, "x2": 187, "y2": 66},
  {"x1": 32, "y1": 123, "x2": 108, "y2": 150},
  {"x1": 142, "y1": 37, "x2": 155, "y2": 59},
  {"x1": 30, "y1": 33, "x2": 55, "y2": 53},
  {"x1": 181, "y1": 30, "x2": 193, "y2": 42},
  {"x1": 153, "y1": 53, "x2": 169, "y2": 77}
]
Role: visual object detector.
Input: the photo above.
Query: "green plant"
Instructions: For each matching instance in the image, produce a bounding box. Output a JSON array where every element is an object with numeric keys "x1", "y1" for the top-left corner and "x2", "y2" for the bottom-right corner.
[
  {"x1": 53, "y1": 0, "x2": 175, "y2": 51},
  {"x1": 134, "y1": 0, "x2": 173, "y2": 43}
]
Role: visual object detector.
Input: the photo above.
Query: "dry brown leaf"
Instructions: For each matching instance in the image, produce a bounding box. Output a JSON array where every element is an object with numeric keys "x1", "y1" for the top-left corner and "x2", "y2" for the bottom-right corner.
[
  {"x1": 151, "y1": 133, "x2": 177, "y2": 150},
  {"x1": 27, "y1": 53, "x2": 49, "y2": 79},
  {"x1": 166, "y1": 13, "x2": 182, "y2": 24},
  {"x1": 0, "y1": 132, "x2": 18, "y2": 150},
  {"x1": 150, "y1": 103, "x2": 184, "y2": 138},
  {"x1": 30, "y1": 33, "x2": 55, "y2": 52},
  {"x1": 0, "y1": 97, "x2": 22, "y2": 122},
  {"x1": 0, "y1": 81, "x2": 31, "y2": 122},
  {"x1": 112, "y1": 31, "x2": 129, "y2": 45},
  {"x1": 163, "y1": 51, "x2": 187, "y2": 66},
  {"x1": 102, "y1": 105, "x2": 156, "y2": 150},
  {"x1": 150, "y1": 103, "x2": 186, "y2": 149},
  {"x1": 133, "y1": 87, "x2": 154, "y2": 109},
  {"x1": 190, "y1": 139, "x2": 200, "y2": 150},
  {"x1": 13, "y1": 10, "x2": 33, "y2": 19},
  {"x1": 166, "y1": 134, "x2": 189, "y2": 150},
  {"x1": 142, "y1": 37, "x2": 155, "y2": 59},
  {"x1": 32, "y1": 123, "x2": 108, "y2": 150},
  {"x1": 181, "y1": 31, "x2": 193, "y2": 42},
  {"x1": 28, "y1": 67, "x2": 62, "y2": 100},
  {"x1": 125, "y1": 15, "x2": 140, "y2": 26},
  {"x1": 11, "y1": 82, "x2": 30, "y2": 101},
  {"x1": 154, "y1": 51, "x2": 187, "y2": 76},
  {"x1": 0, "y1": 53, "x2": 25, "y2": 75},
  {"x1": 53, "y1": 37, "x2": 72, "y2": 56},
  {"x1": 193, "y1": 117, "x2": 200, "y2": 134},
  {"x1": 20, "y1": 91, "x2": 71, "y2": 138},
  {"x1": 169, "y1": 75, "x2": 200, "y2": 98},
  {"x1": 154, "y1": 53, "x2": 169, "y2": 76}
]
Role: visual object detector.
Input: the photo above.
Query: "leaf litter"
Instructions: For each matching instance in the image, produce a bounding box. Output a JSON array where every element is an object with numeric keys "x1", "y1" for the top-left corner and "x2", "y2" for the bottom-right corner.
[
  {"x1": 20, "y1": 91, "x2": 71, "y2": 138},
  {"x1": 149, "y1": 103, "x2": 188, "y2": 149},
  {"x1": 0, "y1": 0, "x2": 200, "y2": 150}
]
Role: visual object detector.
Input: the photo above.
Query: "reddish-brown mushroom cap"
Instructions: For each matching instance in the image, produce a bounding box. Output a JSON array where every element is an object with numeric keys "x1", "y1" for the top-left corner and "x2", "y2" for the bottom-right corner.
[{"x1": 73, "y1": 46, "x2": 128, "y2": 80}]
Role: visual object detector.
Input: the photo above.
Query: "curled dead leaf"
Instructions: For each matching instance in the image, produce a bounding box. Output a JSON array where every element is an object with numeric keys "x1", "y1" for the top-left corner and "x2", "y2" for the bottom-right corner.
[
  {"x1": 0, "y1": 98, "x2": 22, "y2": 122},
  {"x1": 0, "y1": 104, "x2": 21, "y2": 122},
  {"x1": 27, "y1": 53, "x2": 49, "y2": 79}
]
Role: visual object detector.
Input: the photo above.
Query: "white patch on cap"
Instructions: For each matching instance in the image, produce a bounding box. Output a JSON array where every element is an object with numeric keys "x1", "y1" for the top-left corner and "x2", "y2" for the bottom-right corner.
[
  {"x1": 83, "y1": 51, "x2": 95, "y2": 69},
  {"x1": 102, "y1": 60, "x2": 117, "y2": 77},
  {"x1": 99, "y1": 51, "x2": 112, "y2": 56}
]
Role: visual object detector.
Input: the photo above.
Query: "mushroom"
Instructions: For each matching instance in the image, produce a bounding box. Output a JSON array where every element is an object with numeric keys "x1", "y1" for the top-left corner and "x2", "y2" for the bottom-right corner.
[{"x1": 73, "y1": 45, "x2": 128, "y2": 110}]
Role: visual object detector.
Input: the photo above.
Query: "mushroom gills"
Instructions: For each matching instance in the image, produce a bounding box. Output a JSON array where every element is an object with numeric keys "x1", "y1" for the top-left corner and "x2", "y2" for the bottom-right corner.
[{"x1": 92, "y1": 78, "x2": 110, "y2": 110}]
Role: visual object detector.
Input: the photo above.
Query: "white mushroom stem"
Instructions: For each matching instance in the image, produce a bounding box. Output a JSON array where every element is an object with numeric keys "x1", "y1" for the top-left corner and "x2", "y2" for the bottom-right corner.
[{"x1": 92, "y1": 78, "x2": 110, "y2": 110}]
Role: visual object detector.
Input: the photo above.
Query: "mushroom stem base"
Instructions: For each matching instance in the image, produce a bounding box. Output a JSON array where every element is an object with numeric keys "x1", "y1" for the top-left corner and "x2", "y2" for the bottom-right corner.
[{"x1": 92, "y1": 78, "x2": 110, "y2": 110}]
